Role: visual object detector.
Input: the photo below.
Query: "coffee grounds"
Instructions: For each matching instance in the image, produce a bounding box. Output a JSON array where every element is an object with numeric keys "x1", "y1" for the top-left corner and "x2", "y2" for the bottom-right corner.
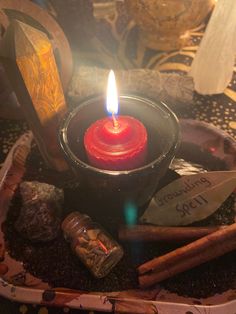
[{"x1": 3, "y1": 144, "x2": 236, "y2": 298}]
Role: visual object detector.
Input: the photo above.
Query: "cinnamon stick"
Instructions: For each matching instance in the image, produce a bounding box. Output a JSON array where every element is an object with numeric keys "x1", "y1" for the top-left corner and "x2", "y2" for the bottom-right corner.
[
  {"x1": 138, "y1": 223, "x2": 236, "y2": 288},
  {"x1": 119, "y1": 225, "x2": 223, "y2": 242}
]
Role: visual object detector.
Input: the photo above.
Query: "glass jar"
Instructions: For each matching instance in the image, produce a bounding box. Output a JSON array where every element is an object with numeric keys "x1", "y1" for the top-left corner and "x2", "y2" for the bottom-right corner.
[{"x1": 61, "y1": 212, "x2": 124, "y2": 278}]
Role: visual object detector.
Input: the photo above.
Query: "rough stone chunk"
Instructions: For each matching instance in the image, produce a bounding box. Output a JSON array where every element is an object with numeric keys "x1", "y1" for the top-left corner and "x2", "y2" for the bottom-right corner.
[
  {"x1": 20, "y1": 181, "x2": 64, "y2": 207},
  {"x1": 15, "y1": 181, "x2": 64, "y2": 242}
]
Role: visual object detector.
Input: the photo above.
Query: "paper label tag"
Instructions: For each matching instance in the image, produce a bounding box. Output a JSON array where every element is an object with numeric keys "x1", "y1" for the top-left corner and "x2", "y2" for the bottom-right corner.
[{"x1": 140, "y1": 171, "x2": 236, "y2": 226}]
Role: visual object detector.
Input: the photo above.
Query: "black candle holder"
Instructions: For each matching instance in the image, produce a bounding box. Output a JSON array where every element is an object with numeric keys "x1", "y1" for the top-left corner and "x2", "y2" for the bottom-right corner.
[{"x1": 59, "y1": 95, "x2": 180, "y2": 220}]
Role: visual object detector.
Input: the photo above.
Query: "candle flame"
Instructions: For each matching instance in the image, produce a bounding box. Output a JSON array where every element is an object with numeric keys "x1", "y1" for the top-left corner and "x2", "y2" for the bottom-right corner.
[{"x1": 106, "y1": 70, "x2": 118, "y2": 115}]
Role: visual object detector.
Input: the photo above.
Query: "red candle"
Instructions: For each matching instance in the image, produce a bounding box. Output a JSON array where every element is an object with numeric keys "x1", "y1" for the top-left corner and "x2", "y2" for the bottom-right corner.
[{"x1": 84, "y1": 70, "x2": 147, "y2": 170}]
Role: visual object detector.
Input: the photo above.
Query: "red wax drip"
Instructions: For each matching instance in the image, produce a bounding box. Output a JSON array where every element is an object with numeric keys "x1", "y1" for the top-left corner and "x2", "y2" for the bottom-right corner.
[{"x1": 84, "y1": 115, "x2": 147, "y2": 170}]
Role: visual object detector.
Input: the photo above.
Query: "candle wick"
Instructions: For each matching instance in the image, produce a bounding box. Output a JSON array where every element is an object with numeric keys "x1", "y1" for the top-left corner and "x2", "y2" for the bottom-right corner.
[{"x1": 112, "y1": 113, "x2": 119, "y2": 129}]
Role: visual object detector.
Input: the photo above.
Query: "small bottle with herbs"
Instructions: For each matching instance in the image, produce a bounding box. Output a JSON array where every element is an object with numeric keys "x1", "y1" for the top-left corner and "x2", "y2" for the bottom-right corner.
[{"x1": 61, "y1": 212, "x2": 123, "y2": 278}]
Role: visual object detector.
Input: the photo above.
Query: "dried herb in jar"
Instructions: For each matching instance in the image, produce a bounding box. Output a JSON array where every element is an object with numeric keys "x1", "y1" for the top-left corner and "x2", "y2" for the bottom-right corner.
[{"x1": 61, "y1": 212, "x2": 124, "y2": 278}]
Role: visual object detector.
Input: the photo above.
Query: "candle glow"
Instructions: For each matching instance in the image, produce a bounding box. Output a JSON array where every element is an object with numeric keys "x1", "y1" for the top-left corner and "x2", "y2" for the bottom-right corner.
[
  {"x1": 84, "y1": 70, "x2": 148, "y2": 170},
  {"x1": 106, "y1": 70, "x2": 118, "y2": 115}
]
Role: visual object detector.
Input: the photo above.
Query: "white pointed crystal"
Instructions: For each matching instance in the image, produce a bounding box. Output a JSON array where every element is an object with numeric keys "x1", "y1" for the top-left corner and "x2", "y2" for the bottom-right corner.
[{"x1": 189, "y1": 0, "x2": 236, "y2": 95}]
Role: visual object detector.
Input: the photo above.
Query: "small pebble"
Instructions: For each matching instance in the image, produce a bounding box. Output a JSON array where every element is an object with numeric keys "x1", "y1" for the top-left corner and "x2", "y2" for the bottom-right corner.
[
  {"x1": 19, "y1": 304, "x2": 28, "y2": 314},
  {"x1": 38, "y1": 307, "x2": 48, "y2": 314}
]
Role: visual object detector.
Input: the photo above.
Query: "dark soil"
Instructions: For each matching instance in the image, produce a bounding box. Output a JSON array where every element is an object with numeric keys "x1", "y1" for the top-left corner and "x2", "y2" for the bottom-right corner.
[{"x1": 3, "y1": 144, "x2": 236, "y2": 298}]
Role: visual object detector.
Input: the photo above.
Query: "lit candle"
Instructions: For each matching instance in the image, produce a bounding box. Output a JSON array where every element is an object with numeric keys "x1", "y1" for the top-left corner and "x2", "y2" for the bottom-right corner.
[{"x1": 84, "y1": 70, "x2": 147, "y2": 170}]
